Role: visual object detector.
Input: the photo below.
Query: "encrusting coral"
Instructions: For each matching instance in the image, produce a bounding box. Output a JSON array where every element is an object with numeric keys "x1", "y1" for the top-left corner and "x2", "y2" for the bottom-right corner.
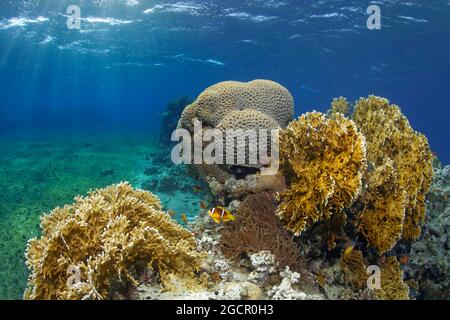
[
  {"x1": 277, "y1": 112, "x2": 367, "y2": 236},
  {"x1": 353, "y1": 96, "x2": 433, "y2": 242},
  {"x1": 24, "y1": 182, "x2": 205, "y2": 300},
  {"x1": 220, "y1": 192, "x2": 304, "y2": 271}
]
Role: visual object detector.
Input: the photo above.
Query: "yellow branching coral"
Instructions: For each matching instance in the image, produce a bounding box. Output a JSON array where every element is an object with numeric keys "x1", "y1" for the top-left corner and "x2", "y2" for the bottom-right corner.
[
  {"x1": 353, "y1": 96, "x2": 433, "y2": 241},
  {"x1": 339, "y1": 249, "x2": 368, "y2": 290},
  {"x1": 277, "y1": 112, "x2": 367, "y2": 236},
  {"x1": 376, "y1": 257, "x2": 410, "y2": 300},
  {"x1": 329, "y1": 97, "x2": 351, "y2": 117},
  {"x1": 24, "y1": 182, "x2": 204, "y2": 300},
  {"x1": 340, "y1": 251, "x2": 410, "y2": 300},
  {"x1": 357, "y1": 158, "x2": 407, "y2": 254}
]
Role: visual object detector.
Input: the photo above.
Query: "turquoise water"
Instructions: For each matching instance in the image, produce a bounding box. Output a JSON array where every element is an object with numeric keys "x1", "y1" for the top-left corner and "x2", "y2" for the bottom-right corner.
[{"x1": 0, "y1": 130, "x2": 204, "y2": 298}]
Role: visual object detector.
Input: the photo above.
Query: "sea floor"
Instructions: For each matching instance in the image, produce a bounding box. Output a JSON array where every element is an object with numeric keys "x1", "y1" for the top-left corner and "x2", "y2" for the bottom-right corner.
[{"x1": 0, "y1": 130, "x2": 204, "y2": 299}]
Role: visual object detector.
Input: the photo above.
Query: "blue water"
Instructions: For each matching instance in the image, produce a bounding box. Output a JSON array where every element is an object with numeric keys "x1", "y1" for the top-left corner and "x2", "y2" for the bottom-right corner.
[{"x1": 1, "y1": 0, "x2": 449, "y2": 163}]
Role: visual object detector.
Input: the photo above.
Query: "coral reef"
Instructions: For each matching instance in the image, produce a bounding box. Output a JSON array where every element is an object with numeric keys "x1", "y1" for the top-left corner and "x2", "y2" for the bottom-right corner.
[
  {"x1": 353, "y1": 96, "x2": 433, "y2": 241},
  {"x1": 178, "y1": 80, "x2": 294, "y2": 133},
  {"x1": 24, "y1": 182, "x2": 205, "y2": 300},
  {"x1": 339, "y1": 249, "x2": 368, "y2": 290},
  {"x1": 177, "y1": 79, "x2": 294, "y2": 189},
  {"x1": 376, "y1": 257, "x2": 410, "y2": 300},
  {"x1": 277, "y1": 112, "x2": 367, "y2": 236},
  {"x1": 248, "y1": 251, "x2": 278, "y2": 284},
  {"x1": 404, "y1": 162, "x2": 450, "y2": 299},
  {"x1": 17, "y1": 89, "x2": 446, "y2": 301},
  {"x1": 328, "y1": 97, "x2": 351, "y2": 117},
  {"x1": 267, "y1": 267, "x2": 323, "y2": 300},
  {"x1": 356, "y1": 158, "x2": 407, "y2": 254},
  {"x1": 208, "y1": 172, "x2": 286, "y2": 202},
  {"x1": 220, "y1": 192, "x2": 304, "y2": 270}
]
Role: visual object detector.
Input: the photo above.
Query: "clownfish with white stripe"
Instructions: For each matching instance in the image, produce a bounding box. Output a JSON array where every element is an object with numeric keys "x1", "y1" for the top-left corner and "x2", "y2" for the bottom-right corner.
[{"x1": 208, "y1": 207, "x2": 236, "y2": 224}]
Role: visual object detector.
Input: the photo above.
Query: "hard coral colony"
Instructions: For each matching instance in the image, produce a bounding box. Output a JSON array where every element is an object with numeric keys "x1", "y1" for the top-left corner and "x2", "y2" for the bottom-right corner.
[
  {"x1": 25, "y1": 183, "x2": 205, "y2": 300},
  {"x1": 24, "y1": 80, "x2": 438, "y2": 300}
]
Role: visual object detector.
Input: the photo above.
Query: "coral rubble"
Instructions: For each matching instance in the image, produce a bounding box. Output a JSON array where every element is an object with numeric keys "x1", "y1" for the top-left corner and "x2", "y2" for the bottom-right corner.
[{"x1": 24, "y1": 182, "x2": 205, "y2": 300}]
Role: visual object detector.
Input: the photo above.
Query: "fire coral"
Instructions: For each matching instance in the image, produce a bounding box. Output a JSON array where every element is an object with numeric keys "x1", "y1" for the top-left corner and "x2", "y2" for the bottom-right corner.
[
  {"x1": 277, "y1": 112, "x2": 367, "y2": 236},
  {"x1": 353, "y1": 96, "x2": 433, "y2": 243},
  {"x1": 24, "y1": 182, "x2": 204, "y2": 300}
]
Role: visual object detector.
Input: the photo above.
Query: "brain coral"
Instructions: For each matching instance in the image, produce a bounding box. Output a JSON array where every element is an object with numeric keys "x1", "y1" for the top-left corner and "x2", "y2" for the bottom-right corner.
[
  {"x1": 353, "y1": 96, "x2": 433, "y2": 241},
  {"x1": 24, "y1": 182, "x2": 204, "y2": 300},
  {"x1": 177, "y1": 79, "x2": 294, "y2": 183},
  {"x1": 277, "y1": 112, "x2": 367, "y2": 236},
  {"x1": 216, "y1": 109, "x2": 281, "y2": 168},
  {"x1": 179, "y1": 80, "x2": 294, "y2": 130}
]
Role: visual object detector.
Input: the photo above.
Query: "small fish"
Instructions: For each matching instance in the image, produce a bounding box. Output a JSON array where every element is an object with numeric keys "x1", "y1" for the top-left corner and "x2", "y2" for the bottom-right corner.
[
  {"x1": 343, "y1": 244, "x2": 355, "y2": 257},
  {"x1": 200, "y1": 201, "x2": 207, "y2": 209},
  {"x1": 192, "y1": 185, "x2": 203, "y2": 192},
  {"x1": 168, "y1": 209, "x2": 176, "y2": 217},
  {"x1": 399, "y1": 255, "x2": 409, "y2": 265},
  {"x1": 208, "y1": 207, "x2": 236, "y2": 224},
  {"x1": 181, "y1": 213, "x2": 188, "y2": 224}
]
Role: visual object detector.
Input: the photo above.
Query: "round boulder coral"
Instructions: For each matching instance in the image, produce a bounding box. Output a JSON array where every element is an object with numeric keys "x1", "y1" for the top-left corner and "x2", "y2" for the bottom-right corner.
[{"x1": 177, "y1": 79, "x2": 294, "y2": 184}]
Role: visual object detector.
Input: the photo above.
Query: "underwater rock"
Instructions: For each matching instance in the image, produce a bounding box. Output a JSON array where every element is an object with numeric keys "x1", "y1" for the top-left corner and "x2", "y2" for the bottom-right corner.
[
  {"x1": 142, "y1": 164, "x2": 198, "y2": 194},
  {"x1": 216, "y1": 173, "x2": 286, "y2": 201},
  {"x1": 158, "y1": 174, "x2": 179, "y2": 191}
]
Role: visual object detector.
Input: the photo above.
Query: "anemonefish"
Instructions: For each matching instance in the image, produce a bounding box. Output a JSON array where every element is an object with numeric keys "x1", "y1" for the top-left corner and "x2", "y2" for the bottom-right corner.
[{"x1": 208, "y1": 207, "x2": 236, "y2": 224}]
